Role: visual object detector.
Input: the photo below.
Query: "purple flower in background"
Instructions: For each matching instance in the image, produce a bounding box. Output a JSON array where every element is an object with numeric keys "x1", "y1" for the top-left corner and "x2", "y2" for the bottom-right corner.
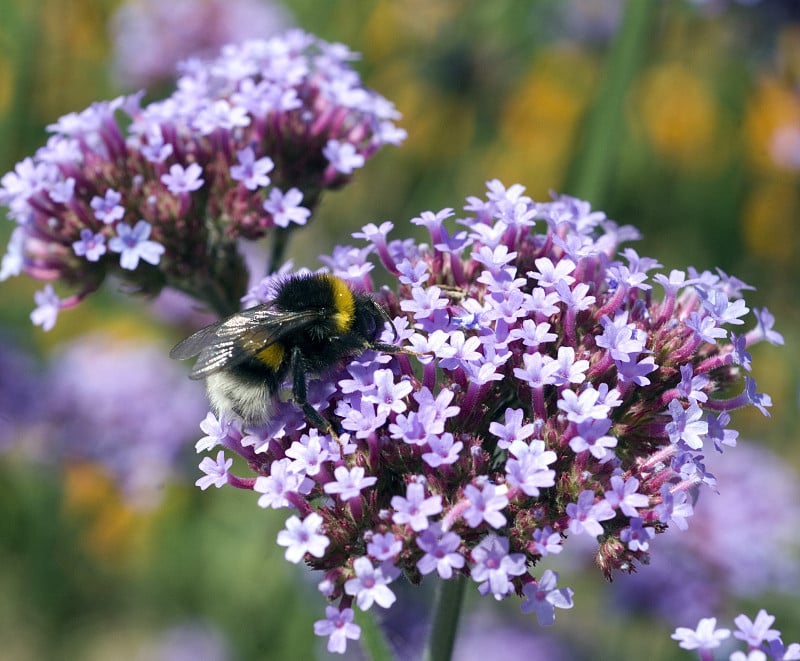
[
  {"x1": 110, "y1": 0, "x2": 294, "y2": 88},
  {"x1": 0, "y1": 30, "x2": 405, "y2": 322},
  {"x1": 610, "y1": 442, "x2": 800, "y2": 625},
  {"x1": 42, "y1": 333, "x2": 209, "y2": 508}
]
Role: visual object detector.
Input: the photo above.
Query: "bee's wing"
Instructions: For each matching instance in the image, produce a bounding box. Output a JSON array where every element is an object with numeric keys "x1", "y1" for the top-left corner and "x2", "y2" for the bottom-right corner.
[
  {"x1": 175, "y1": 305, "x2": 323, "y2": 379},
  {"x1": 169, "y1": 321, "x2": 224, "y2": 360}
]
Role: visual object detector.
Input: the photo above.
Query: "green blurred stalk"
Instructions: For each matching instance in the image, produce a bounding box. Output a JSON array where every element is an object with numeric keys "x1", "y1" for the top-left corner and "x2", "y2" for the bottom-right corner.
[
  {"x1": 422, "y1": 575, "x2": 466, "y2": 661},
  {"x1": 356, "y1": 608, "x2": 395, "y2": 661},
  {"x1": 565, "y1": 0, "x2": 659, "y2": 205}
]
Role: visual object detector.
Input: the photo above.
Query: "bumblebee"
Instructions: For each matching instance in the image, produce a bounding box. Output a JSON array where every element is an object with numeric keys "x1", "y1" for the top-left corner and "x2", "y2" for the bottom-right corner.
[{"x1": 170, "y1": 273, "x2": 402, "y2": 434}]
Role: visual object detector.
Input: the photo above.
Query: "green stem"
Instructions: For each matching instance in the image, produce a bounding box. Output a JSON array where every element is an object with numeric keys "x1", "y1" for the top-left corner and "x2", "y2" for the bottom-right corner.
[
  {"x1": 565, "y1": 0, "x2": 659, "y2": 205},
  {"x1": 355, "y1": 608, "x2": 395, "y2": 661},
  {"x1": 423, "y1": 576, "x2": 467, "y2": 661}
]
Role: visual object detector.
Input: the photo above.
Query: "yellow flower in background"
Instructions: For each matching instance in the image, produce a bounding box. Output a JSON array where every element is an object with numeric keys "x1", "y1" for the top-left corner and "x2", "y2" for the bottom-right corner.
[
  {"x1": 744, "y1": 76, "x2": 800, "y2": 173},
  {"x1": 741, "y1": 179, "x2": 799, "y2": 264},
  {"x1": 488, "y1": 47, "x2": 598, "y2": 197},
  {"x1": 631, "y1": 62, "x2": 724, "y2": 170},
  {"x1": 63, "y1": 462, "x2": 152, "y2": 564}
]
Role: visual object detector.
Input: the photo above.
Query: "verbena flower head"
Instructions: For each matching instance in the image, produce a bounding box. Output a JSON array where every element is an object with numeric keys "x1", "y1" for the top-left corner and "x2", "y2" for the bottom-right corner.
[
  {"x1": 44, "y1": 333, "x2": 208, "y2": 508},
  {"x1": 189, "y1": 180, "x2": 779, "y2": 654},
  {"x1": 110, "y1": 0, "x2": 293, "y2": 88},
  {"x1": 0, "y1": 30, "x2": 405, "y2": 323}
]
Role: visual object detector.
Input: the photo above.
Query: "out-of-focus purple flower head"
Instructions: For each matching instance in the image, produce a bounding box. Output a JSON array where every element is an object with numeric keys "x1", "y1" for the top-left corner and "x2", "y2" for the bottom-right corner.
[
  {"x1": 0, "y1": 30, "x2": 405, "y2": 324},
  {"x1": 610, "y1": 441, "x2": 800, "y2": 624},
  {"x1": 189, "y1": 180, "x2": 779, "y2": 654},
  {"x1": 110, "y1": 0, "x2": 294, "y2": 89},
  {"x1": 134, "y1": 619, "x2": 231, "y2": 661},
  {"x1": 0, "y1": 340, "x2": 42, "y2": 455},
  {"x1": 44, "y1": 333, "x2": 208, "y2": 508}
]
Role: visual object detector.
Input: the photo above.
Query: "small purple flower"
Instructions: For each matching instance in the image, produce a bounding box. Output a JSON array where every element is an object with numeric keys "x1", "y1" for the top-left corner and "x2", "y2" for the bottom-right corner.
[
  {"x1": 520, "y1": 570, "x2": 574, "y2": 626},
  {"x1": 344, "y1": 557, "x2": 397, "y2": 610},
  {"x1": 390, "y1": 482, "x2": 442, "y2": 532},
  {"x1": 733, "y1": 609, "x2": 780, "y2": 647},
  {"x1": 489, "y1": 407, "x2": 535, "y2": 449},
  {"x1": 620, "y1": 517, "x2": 654, "y2": 551},
  {"x1": 230, "y1": 147, "x2": 274, "y2": 190},
  {"x1": 504, "y1": 440, "x2": 556, "y2": 497},
  {"x1": 72, "y1": 229, "x2": 107, "y2": 262},
  {"x1": 362, "y1": 369, "x2": 413, "y2": 416},
  {"x1": 314, "y1": 606, "x2": 361, "y2": 655},
  {"x1": 90, "y1": 189, "x2": 125, "y2": 224},
  {"x1": 752, "y1": 307, "x2": 784, "y2": 346},
  {"x1": 666, "y1": 399, "x2": 708, "y2": 450},
  {"x1": 195, "y1": 450, "x2": 232, "y2": 490},
  {"x1": 30, "y1": 285, "x2": 60, "y2": 331},
  {"x1": 654, "y1": 484, "x2": 694, "y2": 531},
  {"x1": 569, "y1": 417, "x2": 618, "y2": 461},
  {"x1": 323, "y1": 139, "x2": 365, "y2": 174},
  {"x1": 421, "y1": 433, "x2": 463, "y2": 467},
  {"x1": 262, "y1": 187, "x2": 310, "y2": 228},
  {"x1": 254, "y1": 459, "x2": 312, "y2": 509},
  {"x1": 566, "y1": 490, "x2": 615, "y2": 538},
  {"x1": 550, "y1": 346, "x2": 590, "y2": 386},
  {"x1": 196, "y1": 411, "x2": 241, "y2": 453},
  {"x1": 531, "y1": 527, "x2": 563, "y2": 556},
  {"x1": 277, "y1": 512, "x2": 330, "y2": 563},
  {"x1": 160, "y1": 162, "x2": 204, "y2": 194},
  {"x1": 108, "y1": 220, "x2": 165, "y2": 270},
  {"x1": 470, "y1": 534, "x2": 527, "y2": 600},
  {"x1": 463, "y1": 483, "x2": 509, "y2": 529},
  {"x1": 671, "y1": 617, "x2": 731, "y2": 650},
  {"x1": 367, "y1": 532, "x2": 402, "y2": 562},
  {"x1": 323, "y1": 465, "x2": 377, "y2": 501},
  {"x1": 416, "y1": 525, "x2": 465, "y2": 579},
  {"x1": 604, "y1": 475, "x2": 649, "y2": 517}
]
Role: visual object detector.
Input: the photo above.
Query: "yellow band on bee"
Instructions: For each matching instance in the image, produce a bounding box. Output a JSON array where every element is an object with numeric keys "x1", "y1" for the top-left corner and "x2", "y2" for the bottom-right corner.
[
  {"x1": 327, "y1": 274, "x2": 356, "y2": 333},
  {"x1": 256, "y1": 343, "x2": 285, "y2": 370}
]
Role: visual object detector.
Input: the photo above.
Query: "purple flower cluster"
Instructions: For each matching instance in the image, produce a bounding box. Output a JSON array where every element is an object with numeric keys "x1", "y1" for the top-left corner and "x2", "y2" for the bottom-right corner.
[
  {"x1": 0, "y1": 30, "x2": 405, "y2": 323},
  {"x1": 191, "y1": 180, "x2": 780, "y2": 654},
  {"x1": 672, "y1": 610, "x2": 799, "y2": 660},
  {"x1": 110, "y1": 0, "x2": 293, "y2": 88},
  {"x1": 44, "y1": 333, "x2": 208, "y2": 508}
]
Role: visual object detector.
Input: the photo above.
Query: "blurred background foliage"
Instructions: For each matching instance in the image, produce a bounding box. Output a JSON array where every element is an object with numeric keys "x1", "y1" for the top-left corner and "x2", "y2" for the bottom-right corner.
[{"x1": 1, "y1": 0, "x2": 799, "y2": 659}]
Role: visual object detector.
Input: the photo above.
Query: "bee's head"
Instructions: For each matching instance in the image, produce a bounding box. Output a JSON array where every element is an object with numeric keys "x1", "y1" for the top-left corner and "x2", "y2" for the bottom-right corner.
[{"x1": 353, "y1": 295, "x2": 396, "y2": 342}]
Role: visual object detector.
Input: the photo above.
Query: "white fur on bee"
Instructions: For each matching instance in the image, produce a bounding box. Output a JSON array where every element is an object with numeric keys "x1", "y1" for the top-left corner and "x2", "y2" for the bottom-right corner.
[{"x1": 205, "y1": 372, "x2": 273, "y2": 424}]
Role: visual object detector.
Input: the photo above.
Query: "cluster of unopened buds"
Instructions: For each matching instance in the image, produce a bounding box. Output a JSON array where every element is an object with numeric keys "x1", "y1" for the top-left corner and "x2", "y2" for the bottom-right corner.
[
  {"x1": 191, "y1": 180, "x2": 782, "y2": 654},
  {"x1": 0, "y1": 29, "x2": 405, "y2": 322}
]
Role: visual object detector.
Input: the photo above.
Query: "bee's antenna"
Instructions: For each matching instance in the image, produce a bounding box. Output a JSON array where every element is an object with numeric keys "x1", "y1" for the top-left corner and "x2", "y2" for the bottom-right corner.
[{"x1": 372, "y1": 298, "x2": 398, "y2": 341}]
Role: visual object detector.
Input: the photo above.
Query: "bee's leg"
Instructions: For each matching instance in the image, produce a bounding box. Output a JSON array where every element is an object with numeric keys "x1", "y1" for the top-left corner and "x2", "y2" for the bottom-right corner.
[
  {"x1": 370, "y1": 342, "x2": 426, "y2": 358},
  {"x1": 290, "y1": 346, "x2": 340, "y2": 444}
]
